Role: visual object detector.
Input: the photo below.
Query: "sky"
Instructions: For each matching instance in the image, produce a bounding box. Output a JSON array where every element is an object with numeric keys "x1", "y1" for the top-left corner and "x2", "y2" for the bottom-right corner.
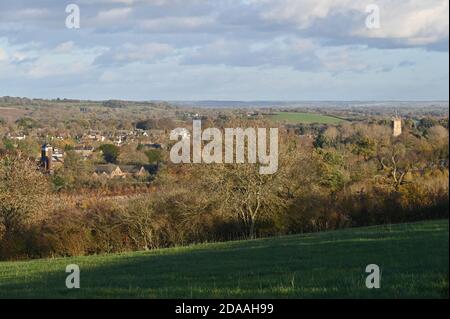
[{"x1": 0, "y1": 0, "x2": 448, "y2": 101}]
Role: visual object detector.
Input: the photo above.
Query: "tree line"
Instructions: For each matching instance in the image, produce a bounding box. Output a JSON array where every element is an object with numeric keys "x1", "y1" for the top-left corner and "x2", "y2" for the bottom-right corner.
[{"x1": 0, "y1": 119, "x2": 448, "y2": 259}]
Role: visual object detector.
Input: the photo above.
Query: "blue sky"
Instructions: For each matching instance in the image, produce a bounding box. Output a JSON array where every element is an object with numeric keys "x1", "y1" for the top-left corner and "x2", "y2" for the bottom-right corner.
[{"x1": 0, "y1": 0, "x2": 448, "y2": 101}]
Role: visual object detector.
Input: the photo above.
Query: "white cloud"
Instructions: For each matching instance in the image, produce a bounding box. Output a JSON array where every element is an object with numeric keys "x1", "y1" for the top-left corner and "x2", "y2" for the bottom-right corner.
[
  {"x1": 55, "y1": 41, "x2": 76, "y2": 53},
  {"x1": 96, "y1": 7, "x2": 133, "y2": 21},
  {"x1": 0, "y1": 48, "x2": 7, "y2": 61},
  {"x1": 95, "y1": 42, "x2": 174, "y2": 66},
  {"x1": 28, "y1": 60, "x2": 91, "y2": 79},
  {"x1": 15, "y1": 8, "x2": 50, "y2": 19},
  {"x1": 138, "y1": 16, "x2": 214, "y2": 32},
  {"x1": 260, "y1": 0, "x2": 448, "y2": 49},
  {"x1": 122, "y1": 42, "x2": 173, "y2": 60},
  {"x1": 99, "y1": 70, "x2": 119, "y2": 82},
  {"x1": 353, "y1": 0, "x2": 449, "y2": 46},
  {"x1": 11, "y1": 52, "x2": 27, "y2": 63},
  {"x1": 0, "y1": 0, "x2": 447, "y2": 100}
]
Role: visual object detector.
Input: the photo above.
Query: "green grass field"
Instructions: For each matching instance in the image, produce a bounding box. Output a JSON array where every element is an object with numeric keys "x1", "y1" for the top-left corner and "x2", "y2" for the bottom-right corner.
[
  {"x1": 0, "y1": 220, "x2": 448, "y2": 298},
  {"x1": 269, "y1": 112, "x2": 345, "y2": 124}
]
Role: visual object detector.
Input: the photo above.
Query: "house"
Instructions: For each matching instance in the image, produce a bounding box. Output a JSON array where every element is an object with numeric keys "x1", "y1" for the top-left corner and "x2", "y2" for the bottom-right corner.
[
  {"x1": 119, "y1": 165, "x2": 148, "y2": 177},
  {"x1": 142, "y1": 143, "x2": 163, "y2": 149},
  {"x1": 93, "y1": 164, "x2": 148, "y2": 179},
  {"x1": 84, "y1": 131, "x2": 106, "y2": 142},
  {"x1": 7, "y1": 133, "x2": 26, "y2": 141},
  {"x1": 93, "y1": 164, "x2": 125, "y2": 178},
  {"x1": 52, "y1": 147, "x2": 64, "y2": 161},
  {"x1": 114, "y1": 135, "x2": 126, "y2": 146},
  {"x1": 73, "y1": 145, "x2": 95, "y2": 158}
]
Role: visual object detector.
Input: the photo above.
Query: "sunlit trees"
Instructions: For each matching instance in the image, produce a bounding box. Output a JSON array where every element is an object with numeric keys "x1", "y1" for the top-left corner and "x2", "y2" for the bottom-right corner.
[
  {"x1": 193, "y1": 132, "x2": 304, "y2": 239},
  {"x1": 0, "y1": 111, "x2": 448, "y2": 259},
  {"x1": 0, "y1": 154, "x2": 50, "y2": 238},
  {"x1": 118, "y1": 144, "x2": 148, "y2": 165},
  {"x1": 426, "y1": 125, "x2": 449, "y2": 163},
  {"x1": 52, "y1": 151, "x2": 94, "y2": 190},
  {"x1": 376, "y1": 134, "x2": 424, "y2": 189}
]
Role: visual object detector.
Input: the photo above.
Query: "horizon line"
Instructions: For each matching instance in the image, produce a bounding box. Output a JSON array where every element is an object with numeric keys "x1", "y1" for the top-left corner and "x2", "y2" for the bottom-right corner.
[{"x1": 1, "y1": 96, "x2": 449, "y2": 104}]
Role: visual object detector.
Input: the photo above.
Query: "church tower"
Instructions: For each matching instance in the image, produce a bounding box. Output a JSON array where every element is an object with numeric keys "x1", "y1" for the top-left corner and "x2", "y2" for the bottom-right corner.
[{"x1": 392, "y1": 117, "x2": 402, "y2": 137}]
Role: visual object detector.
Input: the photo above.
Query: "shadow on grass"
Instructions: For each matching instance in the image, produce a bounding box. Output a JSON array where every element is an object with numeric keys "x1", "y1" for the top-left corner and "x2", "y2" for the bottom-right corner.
[{"x1": 0, "y1": 220, "x2": 448, "y2": 298}]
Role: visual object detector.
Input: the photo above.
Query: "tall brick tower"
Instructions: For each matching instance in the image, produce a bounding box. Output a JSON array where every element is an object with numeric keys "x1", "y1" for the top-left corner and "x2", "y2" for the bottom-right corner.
[{"x1": 41, "y1": 143, "x2": 53, "y2": 172}]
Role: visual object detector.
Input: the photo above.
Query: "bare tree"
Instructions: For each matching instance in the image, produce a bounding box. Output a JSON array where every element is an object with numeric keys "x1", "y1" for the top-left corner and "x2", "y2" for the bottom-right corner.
[
  {"x1": 198, "y1": 133, "x2": 304, "y2": 239},
  {"x1": 376, "y1": 135, "x2": 422, "y2": 189}
]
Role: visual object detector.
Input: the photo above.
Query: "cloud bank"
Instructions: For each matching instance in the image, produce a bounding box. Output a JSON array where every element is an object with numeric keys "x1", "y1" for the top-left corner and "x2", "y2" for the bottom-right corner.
[{"x1": 0, "y1": 0, "x2": 448, "y2": 100}]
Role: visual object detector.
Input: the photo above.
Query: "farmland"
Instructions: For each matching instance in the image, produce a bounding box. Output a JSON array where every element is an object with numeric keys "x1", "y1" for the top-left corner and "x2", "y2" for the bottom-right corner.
[
  {"x1": 0, "y1": 219, "x2": 447, "y2": 298},
  {"x1": 268, "y1": 112, "x2": 346, "y2": 124},
  {"x1": 0, "y1": 107, "x2": 29, "y2": 123}
]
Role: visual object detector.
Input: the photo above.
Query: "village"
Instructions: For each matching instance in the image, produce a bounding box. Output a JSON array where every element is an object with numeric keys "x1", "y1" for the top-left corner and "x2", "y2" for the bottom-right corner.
[
  {"x1": 2, "y1": 109, "x2": 407, "y2": 182},
  {"x1": 3, "y1": 123, "x2": 167, "y2": 180}
]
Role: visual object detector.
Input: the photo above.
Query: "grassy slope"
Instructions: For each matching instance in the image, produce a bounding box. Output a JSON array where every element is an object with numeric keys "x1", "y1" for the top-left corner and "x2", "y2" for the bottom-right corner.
[
  {"x1": 270, "y1": 112, "x2": 345, "y2": 124},
  {"x1": 0, "y1": 220, "x2": 448, "y2": 299}
]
